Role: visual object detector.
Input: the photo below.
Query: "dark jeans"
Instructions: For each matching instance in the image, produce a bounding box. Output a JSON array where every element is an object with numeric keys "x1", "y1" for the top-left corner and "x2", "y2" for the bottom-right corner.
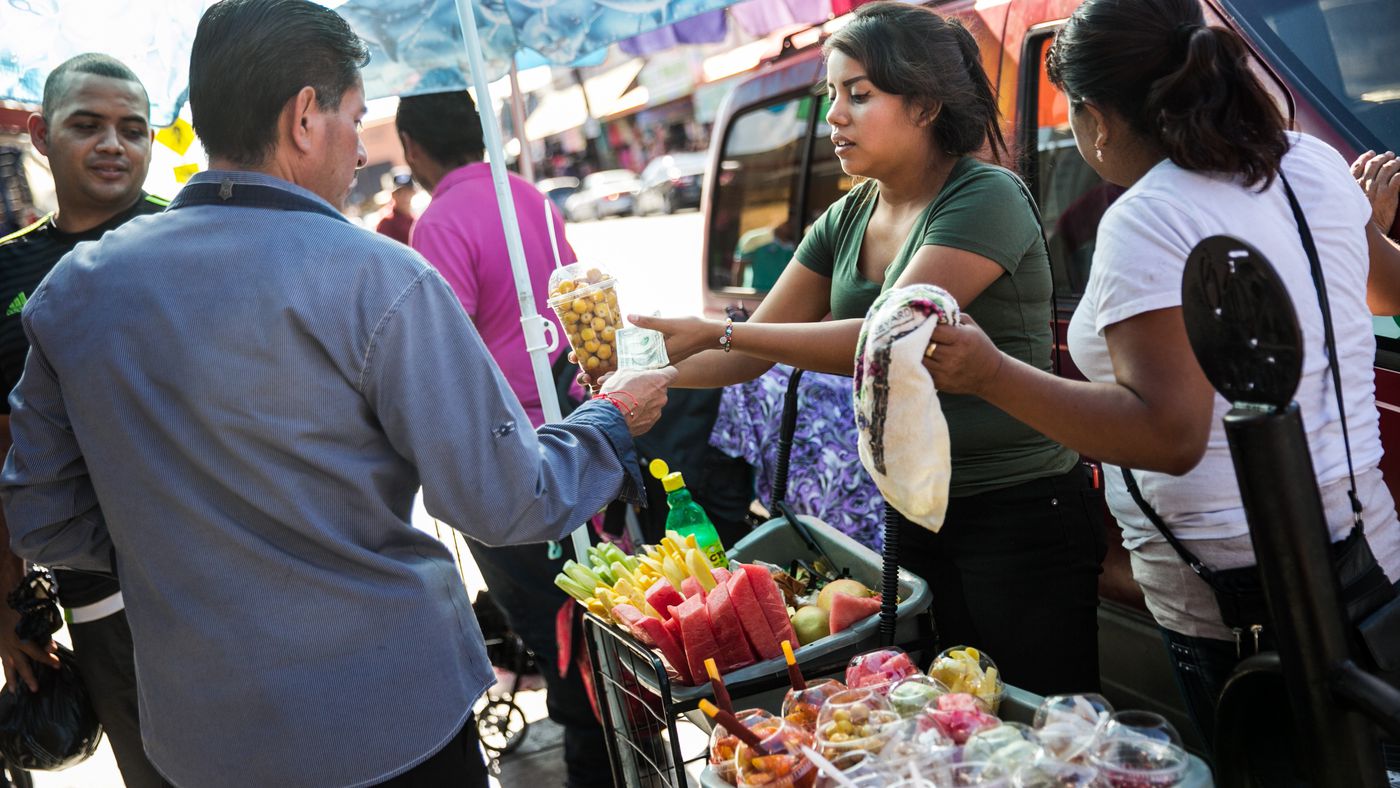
[
  {"x1": 1159, "y1": 628, "x2": 1239, "y2": 755},
  {"x1": 375, "y1": 718, "x2": 489, "y2": 787},
  {"x1": 467, "y1": 541, "x2": 614, "y2": 788},
  {"x1": 899, "y1": 465, "x2": 1107, "y2": 696},
  {"x1": 69, "y1": 609, "x2": 165, "y2": 788}
]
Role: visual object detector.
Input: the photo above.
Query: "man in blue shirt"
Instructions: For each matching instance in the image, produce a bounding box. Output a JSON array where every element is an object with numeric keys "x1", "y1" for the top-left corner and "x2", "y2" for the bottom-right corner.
[{"x1": 0, "y1": 1, "x2": 673, "y2": 785}]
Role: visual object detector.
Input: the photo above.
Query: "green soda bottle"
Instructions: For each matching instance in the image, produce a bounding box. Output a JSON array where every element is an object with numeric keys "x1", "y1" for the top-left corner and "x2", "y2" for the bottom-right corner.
[{"x1": 649, "y1": 459, "x2": 727, "y2": 568}]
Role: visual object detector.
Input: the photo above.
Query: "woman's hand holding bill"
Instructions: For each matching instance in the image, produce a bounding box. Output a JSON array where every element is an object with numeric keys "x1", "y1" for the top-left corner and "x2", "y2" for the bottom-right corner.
[{"x1": 627, "y1": 314, "x2": 720, "y2": 365}]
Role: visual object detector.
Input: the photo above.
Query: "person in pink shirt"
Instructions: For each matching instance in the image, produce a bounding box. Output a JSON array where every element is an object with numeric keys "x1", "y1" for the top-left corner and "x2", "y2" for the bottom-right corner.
[
  {"x1": 396, "y1": 91, "x2": 614, "y2": 788},
  {"x1": 398, "y1": 91, "x2": 575, "y2": 427}
]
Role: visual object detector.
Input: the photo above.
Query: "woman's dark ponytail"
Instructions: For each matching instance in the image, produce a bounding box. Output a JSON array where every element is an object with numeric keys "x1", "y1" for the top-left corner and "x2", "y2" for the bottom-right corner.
[{"x1": 1046, "y1": 0, "x2": 1288, "y2": 187}]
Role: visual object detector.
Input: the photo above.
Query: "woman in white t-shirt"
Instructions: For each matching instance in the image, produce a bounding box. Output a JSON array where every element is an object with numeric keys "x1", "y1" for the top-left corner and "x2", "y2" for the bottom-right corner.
[{"x1": 920, "y1": 0, "x2": 1400, "y2": 748}]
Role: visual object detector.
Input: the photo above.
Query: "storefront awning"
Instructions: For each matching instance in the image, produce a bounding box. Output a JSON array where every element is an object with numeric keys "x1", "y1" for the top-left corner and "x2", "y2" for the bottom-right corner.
[{"x1": 525, "y1": 59, "x2": 646, "y2": 140}]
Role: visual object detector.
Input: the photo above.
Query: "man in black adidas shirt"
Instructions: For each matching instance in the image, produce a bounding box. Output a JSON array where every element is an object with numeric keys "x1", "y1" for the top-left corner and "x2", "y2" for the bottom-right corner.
[{"x1": 0, "y1": 54, "x2": 164, "y2": 787}]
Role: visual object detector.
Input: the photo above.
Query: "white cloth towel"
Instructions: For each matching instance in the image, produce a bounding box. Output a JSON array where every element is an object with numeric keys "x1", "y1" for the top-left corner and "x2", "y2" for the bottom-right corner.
[{"x1": 854, "y1": 284, "x2": 961, "y2": 532}]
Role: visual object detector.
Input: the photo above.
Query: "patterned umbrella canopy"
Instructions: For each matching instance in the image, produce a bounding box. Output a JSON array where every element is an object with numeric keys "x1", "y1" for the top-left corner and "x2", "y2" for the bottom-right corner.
[{"x1": 0, "y1": 0, "x2": 745, "y2": 126}]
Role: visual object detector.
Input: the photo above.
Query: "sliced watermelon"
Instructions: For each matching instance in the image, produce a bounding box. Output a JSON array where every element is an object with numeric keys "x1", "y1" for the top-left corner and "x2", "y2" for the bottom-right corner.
[
  {"x1": 740, "y1": 564, "x2": 798, "y2": 648},
  {"x1": 680, "y1": 575, "x2": 706, "y2": 600},
  {"x1": 611, "y1": 603, "x2": 657, "y2": 646},
  {"x1": 675, "y1": 594, "x2": 718, "y2": 685},
  {"x1": 828, "y1": 593, "x2": 882, "y2": 634},
  {"x1": 726, "y1": 571, "x2": 782, "y2": 661},
  {"x1": 646, "y1": 578, "x2": 685, "y2": 621},
  {"x1": 660, "y1": 615, "x2": 693, "y2": 685},
  {"x1": 705, "y1": 578, "x2": 756, "y2": 673},
  {"x1": 712, "y1": 567, "x2": 732, "y2": 585}
]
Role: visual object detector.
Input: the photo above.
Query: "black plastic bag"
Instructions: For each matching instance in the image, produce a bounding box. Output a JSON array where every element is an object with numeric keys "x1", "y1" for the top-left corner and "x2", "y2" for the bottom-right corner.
[{"x1": 0, "y1": 567, "x2": 102, "y2": 771}]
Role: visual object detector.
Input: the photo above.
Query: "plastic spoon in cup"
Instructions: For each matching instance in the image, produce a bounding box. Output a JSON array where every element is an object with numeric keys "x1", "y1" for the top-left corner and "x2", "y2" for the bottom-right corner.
[
  {"x1": 798, "y1": 745, "x2": 859, "y2": 788},
  {"x1": 782, "y1": 640, "x2": 807, "y2": 691},
  {"x1": 698, "y1": 699, "x2": 770, "y2": 753},
  {"x1": 705, "y1": 657, "x2": 734, "y2": 716}
]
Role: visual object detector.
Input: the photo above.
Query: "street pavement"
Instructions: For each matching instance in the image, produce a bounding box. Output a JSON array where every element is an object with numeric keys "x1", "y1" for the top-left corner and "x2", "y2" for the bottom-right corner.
[{"x1": 29, "y1": 209, "x2": 706, "y2": 787}]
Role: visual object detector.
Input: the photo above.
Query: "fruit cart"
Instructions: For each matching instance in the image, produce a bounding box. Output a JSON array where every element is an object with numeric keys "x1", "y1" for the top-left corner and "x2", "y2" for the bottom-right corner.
[{"x1": 584, "y1": 368, "x2": 937, "y2": 787}]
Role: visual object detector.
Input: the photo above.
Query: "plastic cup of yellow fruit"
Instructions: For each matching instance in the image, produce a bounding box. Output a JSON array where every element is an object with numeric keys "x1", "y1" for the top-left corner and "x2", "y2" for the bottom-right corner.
[
  {"x1": 927, "y1": 645, "x2": 1005, "y2": 714},
  {"x1": 547, "y1": 263, "x2": 624, "y2": 379},
  {"x1": 813, "y1": 688, "x2": 899, "y2": 765}
]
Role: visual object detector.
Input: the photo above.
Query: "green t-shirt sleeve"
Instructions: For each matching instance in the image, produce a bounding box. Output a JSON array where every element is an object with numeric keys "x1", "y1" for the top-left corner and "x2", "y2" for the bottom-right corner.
[
  {"x1": 920, "y1": 169, "x2": 1041, "y2": 275},
  {"x1": 794, "y1": 194, "x2": 845, "y2": 278}
]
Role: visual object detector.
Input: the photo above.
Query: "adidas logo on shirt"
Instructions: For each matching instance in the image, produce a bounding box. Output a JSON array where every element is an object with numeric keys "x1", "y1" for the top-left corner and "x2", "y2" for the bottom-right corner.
[{"x1": 5, "y1": 292, "x2": 25, "y2": 317}]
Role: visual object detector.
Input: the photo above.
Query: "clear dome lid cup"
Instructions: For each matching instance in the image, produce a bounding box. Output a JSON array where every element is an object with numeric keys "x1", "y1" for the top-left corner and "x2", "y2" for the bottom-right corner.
[
  {"x1": 964, "y1": 722, "x2": 1043, "y2": 773},
  {"x1": 928, "y1": 646, "x2": 1006, "y2": 714},
  {"x1": 872, "y1": 718, "x2": 959, "y2": 780},
  {"x1": 782, "y1": 678, "x2": 848, "y2": 732},
  {"x1": 1012, "y1": 755, "x2": 1107, "y2": 788},
  {"x1": 710, "y1": 708, "x2": 776, "y2": 786},
  {"x1": 813, "y1": 688, "x2": 900, "y2": 765},
  {"x1": 1099, "y1": 711, "x2": 1182, "y2": 749},
  {"x1": 938, "y1": 761, "x2": 1015, "y2": 787},
  {"x1": 845, "y1": 647, "x2": 921, "y2": 692},
  {"x1": 1032, "y1": 694, "x2": 1115, "y2": 763},
  {"x1": 734, "y1": 717, "x2": 818, "y2": 788},
  {"x1": 920, "y1": 692, "x2": 1002, "y2": 745},
  {"x1": 1088, "y1": 735, "x2": 1189, "y2": 788},
  {"x1": 546, "y1": 262, "x2": 624, "y2": 378},
  {"x1": 887, "y1": 674, "x2": 950, "y2": 718}
]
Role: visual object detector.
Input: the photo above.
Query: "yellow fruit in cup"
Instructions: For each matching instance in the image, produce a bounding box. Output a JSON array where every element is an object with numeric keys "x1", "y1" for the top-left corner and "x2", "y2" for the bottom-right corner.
[
  {"x1": 556, "y1": 280, "x2": 577, "y2": 294},
  {"x1": 584, "y1": 339, "x2": 601, "y2": 353},
  {"x1": 580, "y1": 327, "x2": 597, "y2": 342},
  {"x1": 562, "y1": 311, "x2": 580, "y2": 324},
  {"x1": 592, "y1": 291, "x2": 607, "y2": 303},
  {"x1": 591, "y1": 317, "x2": 607, "y2": 332},
  {"x1": 601, "y1": 326, "x2": 616, "y2": 342},
  {"x1": 585, "y1": 356, "x2": 601, "y2": 370},
  {"x1": 597, "y1": 344, "x2": 613, "y2": 359},
  {"x1": 571, "y1": 299, "x2": 591, "y2": 314}
]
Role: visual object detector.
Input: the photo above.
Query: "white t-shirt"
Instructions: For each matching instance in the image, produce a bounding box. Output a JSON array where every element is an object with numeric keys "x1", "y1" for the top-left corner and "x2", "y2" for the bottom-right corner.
[{"x1": 1068, "y1": 133, "x2": 1383, "y2": 550}]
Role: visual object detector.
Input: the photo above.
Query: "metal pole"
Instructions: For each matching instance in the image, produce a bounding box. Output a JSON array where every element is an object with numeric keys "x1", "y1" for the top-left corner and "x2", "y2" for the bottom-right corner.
[
  {"x1": 450, "y1": 0, "x2": 590, "y2": 564},
  {"x1": 1220, "y1": 403, "x2": 1385, "y2": 786}
]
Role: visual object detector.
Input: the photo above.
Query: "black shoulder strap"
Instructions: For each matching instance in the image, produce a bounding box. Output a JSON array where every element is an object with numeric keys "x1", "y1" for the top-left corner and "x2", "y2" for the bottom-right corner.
[
  {"x1": 1121, "y1": 466, "x2": 1216, "y2": 583},
  {"x1": 1278, "y1": 172, "x2": 1364, "y2": 531}
]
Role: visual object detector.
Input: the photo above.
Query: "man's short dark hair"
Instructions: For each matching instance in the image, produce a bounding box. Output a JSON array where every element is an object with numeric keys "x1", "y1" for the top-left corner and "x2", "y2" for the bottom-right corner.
[
  {"x1": 395, "y1": 92, "x2": 485, "y2": 169},
  {"x1": 190, "y1": 0, "x2": 369, "y2": 167},
  {"x1": 43, "y1": 53, "x2": 148, "y2": 120}
]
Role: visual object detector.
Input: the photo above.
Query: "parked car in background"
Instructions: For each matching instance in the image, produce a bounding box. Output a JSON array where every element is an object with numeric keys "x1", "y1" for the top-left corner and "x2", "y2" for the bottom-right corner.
[
  {"x1": 636, "y1": 152, "x2": 708, "y2": 215},
  {"x1": 699, "y1": 0, "x2": 1398, "y2": 748},
  {"x1": 564, "y1": 169, "x2": 641, "y2": 221},
  {"x1": 536, "y1": 176, "x2": 580, "y2": 215}
]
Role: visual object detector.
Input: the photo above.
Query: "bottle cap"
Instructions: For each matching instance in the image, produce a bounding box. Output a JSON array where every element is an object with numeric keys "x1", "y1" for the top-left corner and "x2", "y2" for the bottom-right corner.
[
  {"x1": 648, "y1": 458, "x2": 669, "y2": 479},
  {"x1": 662, "y1": 472, "x2": 685, "y2": 493}
]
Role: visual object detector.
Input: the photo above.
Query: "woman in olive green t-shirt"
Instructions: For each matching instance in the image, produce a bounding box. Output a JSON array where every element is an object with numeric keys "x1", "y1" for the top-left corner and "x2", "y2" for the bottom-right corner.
[{"x1": 631, "y1": 1, "x2": 1105, "y2": 695}]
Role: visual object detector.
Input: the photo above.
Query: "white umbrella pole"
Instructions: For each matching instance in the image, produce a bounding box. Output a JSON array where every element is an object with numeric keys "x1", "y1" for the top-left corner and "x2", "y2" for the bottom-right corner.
[{"x1": 451, "y1": 0, "x2": 592, "y2": 565}]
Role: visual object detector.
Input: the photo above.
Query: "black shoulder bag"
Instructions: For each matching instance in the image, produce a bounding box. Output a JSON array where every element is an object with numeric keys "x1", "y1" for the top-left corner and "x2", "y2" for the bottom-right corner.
[{"x1": 1122, "y1": 173, "x2": 1400, "y2": 667}]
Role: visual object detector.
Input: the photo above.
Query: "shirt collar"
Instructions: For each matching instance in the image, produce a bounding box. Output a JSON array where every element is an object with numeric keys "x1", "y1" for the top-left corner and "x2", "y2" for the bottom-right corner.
[
  {"x1": 432, "y1": 162, "x2": 489, "y2": 198},
  {"x1": 187, "y1": 170, "x2": 340, "y2": 214}
]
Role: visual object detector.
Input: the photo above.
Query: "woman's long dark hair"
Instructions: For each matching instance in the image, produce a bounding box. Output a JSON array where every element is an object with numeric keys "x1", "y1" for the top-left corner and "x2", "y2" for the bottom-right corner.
[
  {"x1": 1046, "y1": 0, "x2": 1288, "y2": 187},
  {"x1": 824, "y1": 1, "x2": 1007, "y2": 164}
]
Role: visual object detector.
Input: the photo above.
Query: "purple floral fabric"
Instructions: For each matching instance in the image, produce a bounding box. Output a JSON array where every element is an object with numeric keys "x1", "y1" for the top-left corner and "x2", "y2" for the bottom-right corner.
[{"x1": 709, "y1": 365, "x2": 885, "y2": 550}]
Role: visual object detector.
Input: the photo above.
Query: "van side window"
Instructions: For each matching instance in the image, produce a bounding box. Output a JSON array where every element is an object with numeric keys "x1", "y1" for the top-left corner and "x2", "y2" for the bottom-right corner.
[
  {"x1": 708, "y1": 97, "x2": 811, "y2": 294},
  {"x1": 1024, "y1": 33, "x2": 1121, "y2": 306}
]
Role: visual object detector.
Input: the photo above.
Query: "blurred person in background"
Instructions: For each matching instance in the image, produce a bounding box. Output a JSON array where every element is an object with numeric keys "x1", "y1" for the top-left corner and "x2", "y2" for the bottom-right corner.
[{"x1": 375, "y1": 167, "x2": 416, "y2": 244}]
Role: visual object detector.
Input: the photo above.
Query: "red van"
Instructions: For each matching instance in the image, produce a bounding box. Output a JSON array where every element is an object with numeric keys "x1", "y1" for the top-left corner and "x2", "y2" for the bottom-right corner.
[{"x1": 697, "y1": 0, "x2": 1399, "y2": 743}]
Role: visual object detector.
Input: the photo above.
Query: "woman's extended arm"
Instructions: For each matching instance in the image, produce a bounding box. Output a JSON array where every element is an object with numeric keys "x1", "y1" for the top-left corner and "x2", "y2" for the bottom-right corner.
[
  {"x1": 636, "y1": 244, "x2": 1005, "y2": 387},
  {"x1": 925, "y1": 307, "x2": 1217, "y2": 474}
]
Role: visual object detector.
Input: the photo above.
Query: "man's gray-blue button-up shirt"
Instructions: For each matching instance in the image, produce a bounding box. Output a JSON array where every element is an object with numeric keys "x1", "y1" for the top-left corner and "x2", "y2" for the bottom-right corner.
[{"x1": 0, "y1": 171, "x2": 641, "y2": 788}]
